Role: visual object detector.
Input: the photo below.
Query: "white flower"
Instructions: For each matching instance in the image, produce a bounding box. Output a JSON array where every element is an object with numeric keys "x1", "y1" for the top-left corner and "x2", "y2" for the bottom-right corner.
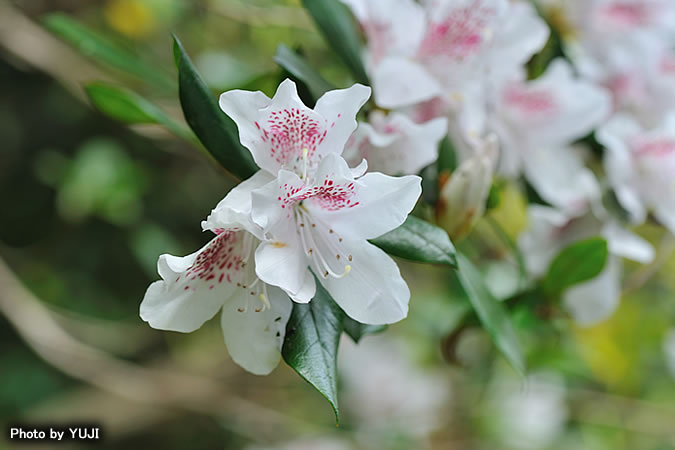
[
  {"x1": 436, "y1": 134, "x2": 498, "y2": 240},
  {"x1": 219, "y1": 79, "x2": 423, "y2": 325},
  {"x1": 139, "y1": 176, "x2": 292, "y2": 375},
  {"x1": 342, "y1": 0, "x2": 549, "y2": 110},
  {"x1": 488, "y1": 59, "x2": 611, "y2": 174},
  {"x1": 344, "y1": 110, "x2": 447, "y2": 175},
  {"x1": 597, "y1": 112, "x2": 675, "y2": 233},
  {"x1": 543, "y1": 0, "x2": 675, "y2": 120},
  {"x1": 219, "y1": 79, "x2": 371, "y2": 179},
  {"x1": 250, "y1": 153, "x2": 422, "y2": 325},
  {"x1": 518, "y1": 205, "x2": 654, "y2": 325}
]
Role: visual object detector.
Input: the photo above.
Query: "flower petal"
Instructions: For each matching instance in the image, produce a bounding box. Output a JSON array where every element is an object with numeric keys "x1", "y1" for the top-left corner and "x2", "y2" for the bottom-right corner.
[
  {"x1": 254, "y1": 218, "x2": 312, "y2": 301},
  {"x1": 220, "y1": 79, "x2": 325, "y2": 175},
  {"x1": 250, "y1": 169, "x2": 305, "y2": 231},
  {"x1": 351, "y1": 111, "x2": 447, "y2": 175},
  {"x1": 372, "y1": 56, "x2": 442, "y2": 109},
  {"x1": 221, "y1": 285, "x2": 292, "y2": 375},
  {"x1": 320, "y1": 240, "x2": 409, "y2": 325},
  {"x1": 307, "y1": 157, "x2": 422, "y2": 240},
  {"x1": 602, "y1": 221, "x2": 655, "y2": 264},
  {"x1": 563, "y1": 257, "x2": 621, "y2": 327},
  {"x1": 202, "y1": 170, "x2": 274, "y2": 236},
  {"x1": 140, "y1": 233, "x2": 246, "y2": 332},
  {"x1": 314, "y1": 84, "x2": 371, "y2": 161}
]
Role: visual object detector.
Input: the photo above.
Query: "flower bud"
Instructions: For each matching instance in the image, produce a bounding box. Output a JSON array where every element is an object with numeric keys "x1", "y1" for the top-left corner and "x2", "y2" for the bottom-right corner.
[{"x1": 436, "y1": 135, "x2": 499, "y2": 240}]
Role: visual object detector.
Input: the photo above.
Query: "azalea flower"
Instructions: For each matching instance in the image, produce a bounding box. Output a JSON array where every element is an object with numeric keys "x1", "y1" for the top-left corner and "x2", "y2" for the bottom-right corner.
[
  {"x1": 219, "y1": 79, "x2": 371, "y2": 179},
  {"x1": 249, "y1": 153, "x2": 422, "y2": 325},
  {"x1": 436, "y1": 134, "x2": 498, "y2": 240},
  {"x1": 139, "y1": 175, "x2": 292, "y2": 375},
  {"x1": 541, "y1": 0, "x2": 675, "y2": 119},
  {"x1": 487, "y1": 59, "x2": 611, "y2": 173},
  {"x1": 219, "y1": 79, "x2": 423, "y2": 325},
  {"x1": 342, "y1": 0, "x2": 549, "y2": 110},
  {"x1": 519, "y1": 205, "x2": 654, "y2": 325},
  {"x1": 598, "y1": 112, "x2": 675, "y2": 234},
  {"x1": 344, "y1": 110, "x2": 447, "y2": 175}
]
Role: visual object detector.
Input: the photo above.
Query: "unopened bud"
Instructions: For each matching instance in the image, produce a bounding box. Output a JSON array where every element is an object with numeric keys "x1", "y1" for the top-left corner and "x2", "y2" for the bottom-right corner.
[{"x1": 436, "y1": 135, "x2": 499, "y2": 240}]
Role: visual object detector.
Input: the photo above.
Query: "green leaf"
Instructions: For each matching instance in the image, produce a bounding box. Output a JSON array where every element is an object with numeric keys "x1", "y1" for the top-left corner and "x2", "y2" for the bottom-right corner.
[
  {"x1": 43, "y1": 13, "x2": 174, "y2": 89},
  {"x1": 456, "y1": 253, "x2": 525, "y2": 374},
  {"x1": 282, "y1": 277, "x2": 344, "y2": 421},
  {"x1": 301, "y1": 0, "x2": 369, "y2": 84},
  {"x1": 173, "y1": 35, "x2": 258, "y2": 180},
  {"x1": 274, "y1": 44, "x2": 335, "y2": 100},
  {"x1": 84, "y1": 82, "x2": 194, "y2": 141},
  {"x1": 343, "y1": 316, "x2": 387, "y2": 343},
  {"x1": 370, "y1": 216, "x2": 457, "y2": 268},
  {"x1": 542, "y1": 237, "x2": 609, "y2": 295}
]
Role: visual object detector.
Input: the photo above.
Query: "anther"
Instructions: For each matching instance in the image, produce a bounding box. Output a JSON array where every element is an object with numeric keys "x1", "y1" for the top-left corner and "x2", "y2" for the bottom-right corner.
[
  {"x1": 237, "y1": 307, "x2": 244, "y2": 312},
  {"x1": 348, "y1": 255, "x2": 353, "y2": 262}
]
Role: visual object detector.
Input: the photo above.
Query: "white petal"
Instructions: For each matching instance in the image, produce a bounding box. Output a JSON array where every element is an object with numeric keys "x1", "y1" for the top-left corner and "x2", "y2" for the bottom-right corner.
[
  {"x1": 220, "y1": 79, "x2": 325, "y2": 175},
  {"x1": 602, "y1": 221, "x2": 655, "y2": 264},
  {"x1": 202, "y1": 170, "x2": 274, "y2": 237},
  {"x1": 250, "y1": 169, "x2": 304, "y2": 231},
  {"x1": 307, "y1": 161, "x2": 422, "y2": 240},
  {"x1": 221, "y1": 286, "x2": 292, "y2": 375},
  {"x1": 563, "y1": 257, "x2": 622, "y2": 327},
  {"x1": 140, "y1": 233, "x2": 246, "y2": 332},
  {"x1": 254, "y1": 218, "x2": 311, "y2": 301},
  {"x1": 522, "y1": 146, "x2": 601, "y2": 215},
  {"x1": 488, "y1": 1, "x2": 550, "y2": 79},
  {"x1": 372, "y1": 57, "x2": 442, "y2": 109},
  {"x1": 597, "y1": 114, "x2": 648, "y2": 224},
  {"x1": 314, "y1": 84, "x2": 371, "y2": 162},
  {"x1": 518, "y1": 206, "x2": 571, "y2": 278},
  {"x1": 320, "y1": 240, "x2": 409, "y2": 325},
  {"x1": 355, "y1": 112, "x2": 447, "y2": 175}
]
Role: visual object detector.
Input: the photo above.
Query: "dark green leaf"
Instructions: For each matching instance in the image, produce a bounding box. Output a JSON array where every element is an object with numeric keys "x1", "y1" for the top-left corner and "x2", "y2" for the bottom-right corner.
[
  {"x1": 173, "y1": 35, "x2": 258, "y2": 179},
  {"x1": 542, "y1": 237, "x2": 609, "y2": 295},
  {"x1": 282, "y1": 277, "x2": 344, "y2": 421},
  {"x1": 437, "y1": 136, "x2": 458, "y2": 173},
  {"x1": 274, "y1": 44, "x2": 335, "y2": 100},
  {"x1": 84, "y1": 82, "x2": 194, "y2": 141},
  {"x1": 370, "y1": 216, "x2": 457, "y2": 268},
  {"x1": 43, "y1": 13, "x2": 174, "y2": 89},
  {"x1": 301, "y1": 0, "x2": 369, "y2": 84},
  {"x1": 343, "y1": 316, "x2": 387, "y2": 343},
  {"x1": 456, "y1": 253, "x2": 525, "y2": 374}
]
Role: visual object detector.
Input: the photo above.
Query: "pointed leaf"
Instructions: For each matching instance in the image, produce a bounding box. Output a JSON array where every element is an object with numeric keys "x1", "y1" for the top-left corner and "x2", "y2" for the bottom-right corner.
[
  {"x1": 173, "y1": 35, "x2": 258, "y2": 179},
  {"x1": 43, "y1": 13, "x2": 174, "y2": 89},
  {"x1": 456, "y1": 253, "x2": 525, "y2": 374},
  {"x1": 84, "y1": 82, "x2": 195, "y2": 141},
  {"x1": 370, "y1": 216, "x2": 457, "y2": 268},
  {"x1": 282, "y1": 277, "x2": 344, "y2": 421},
  {"x1": 343, "y1": 316, "x2": 386, "y2": 343},
  {"x1": 543, "y1": 237, "x2": 609, "y2": 295},
  {"x1": 275, "y1": 44, "x2": 336, "y2": 100},
  {"x1": 301, "y1": 0, "x2": 369, "y2": 84}
]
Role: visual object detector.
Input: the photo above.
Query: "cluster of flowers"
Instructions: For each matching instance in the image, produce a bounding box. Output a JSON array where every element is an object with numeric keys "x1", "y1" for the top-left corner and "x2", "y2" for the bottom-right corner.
[
  {"x1": 140, "y1": 81, "x2": 422, "y2": 374},
  {"x1": 341, "y1": 0, "x2": 675, "y2": 325},
  {"x1": 141, "y1": 0, "x2": 675, "y2": 374}
]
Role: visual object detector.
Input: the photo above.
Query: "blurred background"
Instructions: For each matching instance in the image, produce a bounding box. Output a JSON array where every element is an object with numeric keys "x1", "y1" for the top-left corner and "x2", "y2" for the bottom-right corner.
[{"x1": 2, "y1": 0, "x2": 675, "y2": 449}]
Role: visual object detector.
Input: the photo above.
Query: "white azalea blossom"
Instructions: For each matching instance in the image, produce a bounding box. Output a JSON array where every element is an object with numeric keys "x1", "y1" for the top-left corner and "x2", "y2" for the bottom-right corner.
[
  {"x1": 598, "y1": 112, "x2": 675, "y2": 233},
  {"x1": 342, "y1": 0, "x2": 549, "y2": 111},
  {"x1": 344, "y1": 110, "x2": 447, "y2": 175},
  {"x1": 436, "y1": 134, "x2": 499, "y2": 240},
  {"x1": 139, "y1": 177, "x2": 292, "y2": 375},
  {"x1": 483, "y1": 59, "x2": 610, "y2": 213},
  {"x1": 248, "y1": 153, "x2": 421, "y2": 325},
  {"x1": 541, "y1": 0, "x2": 675, "y2": 121},
  {"x1": 219, "y1": 80, "x2": 423, "y2": 325},
  {"x1": 519, "y1": 205, "x2": 654, "y2": 325}
]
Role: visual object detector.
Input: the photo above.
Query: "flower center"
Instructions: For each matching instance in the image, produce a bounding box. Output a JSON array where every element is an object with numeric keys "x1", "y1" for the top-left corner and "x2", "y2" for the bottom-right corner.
[{"x1": 294, "y1": 207, "x2": 352, "y2": 280}]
